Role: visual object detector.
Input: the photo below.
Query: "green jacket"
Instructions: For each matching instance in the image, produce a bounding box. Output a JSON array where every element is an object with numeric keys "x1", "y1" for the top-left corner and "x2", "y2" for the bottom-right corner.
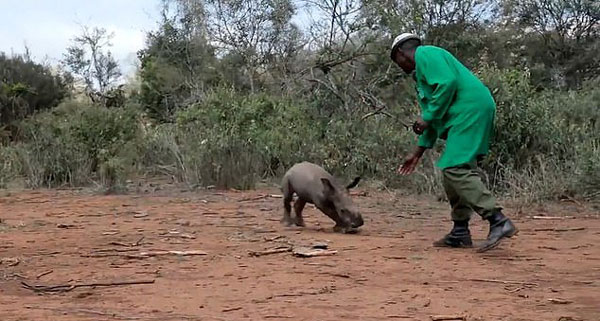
[{"x1": 413, "y1": 45, "x2": 496, "y2": 169}]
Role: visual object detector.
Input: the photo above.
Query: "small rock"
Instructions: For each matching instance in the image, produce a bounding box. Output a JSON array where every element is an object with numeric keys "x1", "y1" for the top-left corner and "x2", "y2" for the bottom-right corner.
[
  {"x1": 133, "y1": 212, "x2": 149, "y2": 218},
  {"x1": 311, "y1": 242, "x2": 329, "y2": 249}
]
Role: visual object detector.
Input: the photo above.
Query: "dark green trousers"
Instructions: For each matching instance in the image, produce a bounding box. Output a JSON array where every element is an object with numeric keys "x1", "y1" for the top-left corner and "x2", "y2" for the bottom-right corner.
[{"x1": 442, "y1": 165, "x2": 500, "y2": 221}]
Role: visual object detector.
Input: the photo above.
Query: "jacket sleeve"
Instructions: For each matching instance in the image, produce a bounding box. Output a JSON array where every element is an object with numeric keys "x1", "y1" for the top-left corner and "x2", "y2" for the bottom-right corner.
[
  {"x1": 416, "y1": 50, "x2": 458, "y2": 123},
  {"x1": 418, "y1": 127, "x2": 437, "y2": 149}
]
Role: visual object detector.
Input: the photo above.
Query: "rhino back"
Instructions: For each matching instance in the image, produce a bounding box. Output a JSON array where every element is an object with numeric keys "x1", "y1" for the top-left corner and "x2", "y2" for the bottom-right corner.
[{"x1": 285, "y1": 162, "x2": 334, "y2": 203}]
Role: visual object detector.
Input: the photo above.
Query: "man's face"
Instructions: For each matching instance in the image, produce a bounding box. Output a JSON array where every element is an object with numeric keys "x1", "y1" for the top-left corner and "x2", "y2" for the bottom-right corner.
[{"x1": 392, "y1": 50, "x2": 415, "y2": 74}]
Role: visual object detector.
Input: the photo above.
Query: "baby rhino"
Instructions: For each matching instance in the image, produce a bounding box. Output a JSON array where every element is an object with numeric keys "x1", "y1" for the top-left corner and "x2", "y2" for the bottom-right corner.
[{"x1": 281, "y1": 162, "x2": 364, "y2": 233}]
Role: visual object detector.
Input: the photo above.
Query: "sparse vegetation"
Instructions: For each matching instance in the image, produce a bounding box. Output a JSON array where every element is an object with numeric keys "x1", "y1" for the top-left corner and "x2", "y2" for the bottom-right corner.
[{"x1": 0, "y1": 0, "x2": 598, "y2": 201}]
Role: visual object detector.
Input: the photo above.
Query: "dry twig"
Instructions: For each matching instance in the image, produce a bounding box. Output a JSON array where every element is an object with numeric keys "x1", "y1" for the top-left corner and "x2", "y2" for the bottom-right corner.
[
  {"x1": 21, "y1": 279, "x2": 155, "y2": 293},
  {"x1": 430, "y1": 315, "x2": 466, "y2": 321}
]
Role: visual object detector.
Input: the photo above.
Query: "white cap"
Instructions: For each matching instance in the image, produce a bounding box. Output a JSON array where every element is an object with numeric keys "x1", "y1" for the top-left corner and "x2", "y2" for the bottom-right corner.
[{"x1": 390, "y1": 33, "x2": 420, "y2": 56}]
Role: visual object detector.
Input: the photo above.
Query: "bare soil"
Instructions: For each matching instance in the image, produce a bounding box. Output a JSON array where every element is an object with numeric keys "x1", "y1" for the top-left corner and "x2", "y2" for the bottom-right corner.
[{"x1": 1, "y1": 186, "x2": 598, "y2": 321}]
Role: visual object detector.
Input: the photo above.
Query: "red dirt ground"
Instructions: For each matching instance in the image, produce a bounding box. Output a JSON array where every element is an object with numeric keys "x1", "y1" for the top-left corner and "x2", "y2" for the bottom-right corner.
[{"x1": 0, "y1": 186, "x2": 598, "y2": 321}]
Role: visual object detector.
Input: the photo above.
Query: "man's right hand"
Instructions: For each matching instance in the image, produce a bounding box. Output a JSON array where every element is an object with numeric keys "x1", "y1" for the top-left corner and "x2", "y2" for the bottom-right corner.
[
  {"x1": 398, "y1": 155, "x2": 421, "y2": 175},
  {"x1": 397, "y1": 146, "x2": 426, "y2": 175}
]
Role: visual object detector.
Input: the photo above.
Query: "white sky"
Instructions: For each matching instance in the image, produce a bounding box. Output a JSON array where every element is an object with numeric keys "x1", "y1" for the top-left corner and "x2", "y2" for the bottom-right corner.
[
  {"x1": 0, "y1": 0, "x2": 315, "y2": 77},
  {"x1": 0, "y1": 0, "x2": 162, "y2": 75}
]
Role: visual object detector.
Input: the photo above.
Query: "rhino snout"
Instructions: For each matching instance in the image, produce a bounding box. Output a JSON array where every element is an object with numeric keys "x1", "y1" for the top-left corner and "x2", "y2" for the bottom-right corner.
[{"x1": 351, "y1": 215, "x2": 364, "y2": 228}]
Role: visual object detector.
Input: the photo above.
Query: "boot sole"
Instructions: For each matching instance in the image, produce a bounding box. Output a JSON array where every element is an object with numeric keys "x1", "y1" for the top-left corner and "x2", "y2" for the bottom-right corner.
[
  {"x1": 433, "y1": 243, "x2": 473, "y2": 248},
  {"x1": 433, "y1": 239, "x2": 473, "y2": 248},
  {"x1": 476, "y1": 228, "x2": 518, "y2": 253}
]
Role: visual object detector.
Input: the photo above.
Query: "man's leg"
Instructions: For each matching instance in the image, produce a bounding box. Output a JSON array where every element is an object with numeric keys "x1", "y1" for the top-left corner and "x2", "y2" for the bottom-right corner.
[
  {"x1": 433, "y1": 173, "x2": 473, "y2": 247},
  {"x1": 442, "y1": 165, "x2": 517, "y2": 252}
]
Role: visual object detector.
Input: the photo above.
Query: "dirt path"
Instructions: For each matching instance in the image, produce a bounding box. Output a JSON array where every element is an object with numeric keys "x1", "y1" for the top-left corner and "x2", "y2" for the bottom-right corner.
[{"x1": 0, "y1": 188, "x2": 598, "y2": 321}]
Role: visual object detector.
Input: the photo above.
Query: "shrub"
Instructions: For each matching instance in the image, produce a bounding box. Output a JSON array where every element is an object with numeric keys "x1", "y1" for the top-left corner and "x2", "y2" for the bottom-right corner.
[{"x1": 11, "y1": 101, "x2": 141, "y2": 190}]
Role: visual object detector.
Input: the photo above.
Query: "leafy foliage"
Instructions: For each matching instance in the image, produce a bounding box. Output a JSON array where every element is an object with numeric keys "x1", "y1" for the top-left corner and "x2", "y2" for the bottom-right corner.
[
  {"x1": 7, "y1": 101, "x2": 141, "y2": 190},
  {"x1": 2, "y1": 0, "x2": 599, "y2": 201},
  {"x1": 0, "y1": 53, "x2": 71, "y2": 126},
  {"x1": 63, "y1": 27, "x2": 122, "y2": 106}
]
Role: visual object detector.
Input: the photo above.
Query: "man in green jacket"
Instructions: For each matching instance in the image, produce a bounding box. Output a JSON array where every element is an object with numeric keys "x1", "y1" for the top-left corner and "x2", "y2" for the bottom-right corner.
[{"x1": 390, "y1": 33, "x2": 517, "y2": 252}]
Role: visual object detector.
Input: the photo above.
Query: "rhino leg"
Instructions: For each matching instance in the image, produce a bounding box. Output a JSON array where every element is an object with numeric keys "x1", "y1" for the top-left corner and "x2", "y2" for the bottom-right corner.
[
  {"x1": 281, "y1": 179, "x2": 294, "y2": 227},
  {"x1": 293, "y1": 199, "x2": 306, "y2": 227},
  {"x1": 318, "y1": 206, "x2": 344, "y2": 231}
]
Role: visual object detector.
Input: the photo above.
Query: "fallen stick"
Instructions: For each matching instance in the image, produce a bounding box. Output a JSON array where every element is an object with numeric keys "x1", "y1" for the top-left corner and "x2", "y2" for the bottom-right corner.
[
  {"x1": 222, "y1": 307, "x2": 242, "y2": 312},
  {"x1": 239, "y1": 194, "x2": 283, "y2": 202},
  {"x1": 431, "y1": 315, "x2": 466, "y2": 321},
  {"x1": 538, "y1": 246, "x2": 559, "y2": 250},
  {"x1": 24, "y1": 306, "x2": 140, "y2": 320},
  {"x1": 548, "y1": 298, "x2": 573, "y2": 304},
  {"x1": 253, "y1": 229, "x2": 277, "y2": 234},
  {"x1": 1, "y1": 257, "x2": 20, "y2": 266},
  {"x1": 134, "y1": 236, "x2": 145, "y2": 246},
  {"x1": 21, "y1": 279, "x2": 155, "y2": 293},
  {"x1": 253, "y1": 287, "x2": 335, "y2": 303},
  {"x1": 324, "y1": 272, "x2": 350, "y2": 278},
  {"x1": 294, "y1": 250, "x2": 338, "y2": 257},
  {"x1": 507, "y1": 287, "x2": 524, "y2": 293},
  {"x1": 532, "y1": 216, "x2": 573, "y2": 220},
  {"x1": 468, "y1": 278, "x2": 538, "y2": 286},
  {"x1": 555, "y1": 227, "x2": 585, "y2": 232},
  {"x1": 159, "y1": 232, "x2": 196, "y2": 239},
  {"x1": 36, "y1": 270, "x2": 54, "y2": 279},
  {"x1": 383, "y1": 256, "x2": 408, "y2": 260},
  {"x1": 92, "y1": 248, "x2": 139, "y2": 253},
  {"x1": 534, "y1": 227, "x2": 585, "y2": 232},
  {"x1": 264, "y1": 235, "x2": 285, "y2": 242},
  {"x1": 132, "y1": 250, "x2": 208, "y2": 258},
  {"x1": 84, "y1": 250, "x2": 208, "y2": 259},
  {"x1": 292, "y1": 246, "x2": 338, "y2": 257},
  {"x1": 109, "y1": 241, "x2": 136, "y2": 247},
  {"x1": 239, "y1": 195, "x2": 269, "y2": 202},
  {"x1": 306, "y1": 262, "x2": 335, "y2": 267},
  {"x1": 387, "y1": 316, "x2": 412, "y2": 319},
  {"x1": 249, "y1": 247, "x2": 291, "y2": 257}
]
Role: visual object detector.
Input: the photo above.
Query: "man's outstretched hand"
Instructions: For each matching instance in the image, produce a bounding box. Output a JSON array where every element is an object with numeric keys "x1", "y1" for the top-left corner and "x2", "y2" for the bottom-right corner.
[
  {"x1": 398, "y1": 155, "x2": 420, "y2": 175},
  {"x1": 398, "y1": 146, "x2": 426, "y2": 175}
]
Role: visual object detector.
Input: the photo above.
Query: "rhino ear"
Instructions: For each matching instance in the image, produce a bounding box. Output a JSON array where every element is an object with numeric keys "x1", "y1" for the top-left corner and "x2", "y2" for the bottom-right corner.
[
  {"x1": 321, "y1": 178, "x2": 336, "y2": 196},
  {"x1": 346, "y1": 176, "x2": 361, "y2": 190}
]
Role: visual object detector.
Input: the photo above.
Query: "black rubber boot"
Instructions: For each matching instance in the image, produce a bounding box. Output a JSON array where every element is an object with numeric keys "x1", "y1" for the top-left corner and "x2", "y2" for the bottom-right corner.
[
  {"x1": 433, "y1": 220, "x2": 473, "y2": 248},
  {"x1": 477, "y1": 210, "x2": 517, "y2": 252}
]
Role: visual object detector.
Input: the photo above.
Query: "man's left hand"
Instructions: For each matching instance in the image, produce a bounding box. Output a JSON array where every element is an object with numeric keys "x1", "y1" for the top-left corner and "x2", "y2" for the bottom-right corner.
[{"x1": 412, "y1": 119, "x2": 429, "y2": 135}]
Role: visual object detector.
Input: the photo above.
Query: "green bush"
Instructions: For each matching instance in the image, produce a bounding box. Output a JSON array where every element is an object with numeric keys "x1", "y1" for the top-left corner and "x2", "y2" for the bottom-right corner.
[
  {"x1": 140, "y1": 87, "x2": 440, "y2": 192},
  {"x1": 1, "y1": 69, "x2": 597, "y2": 201},
  {"x1": 577, "y1": 142, "x2": 600, "y2": 199},
  {"x1": 477, "y1": 65, "x2": 599, "y2": 198},
  {"x1": 0, "y1": 146, "x2": 20, "y2": 188},
  {"x1": 143, "y1": 88, "x2": 318, "y2": 189},
  {"x1": 11, "y1": 101, "x2": 141, "y2": 190},
  {"x1": 0, "y1": 53, "x2": 72, "y2": 125}
]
